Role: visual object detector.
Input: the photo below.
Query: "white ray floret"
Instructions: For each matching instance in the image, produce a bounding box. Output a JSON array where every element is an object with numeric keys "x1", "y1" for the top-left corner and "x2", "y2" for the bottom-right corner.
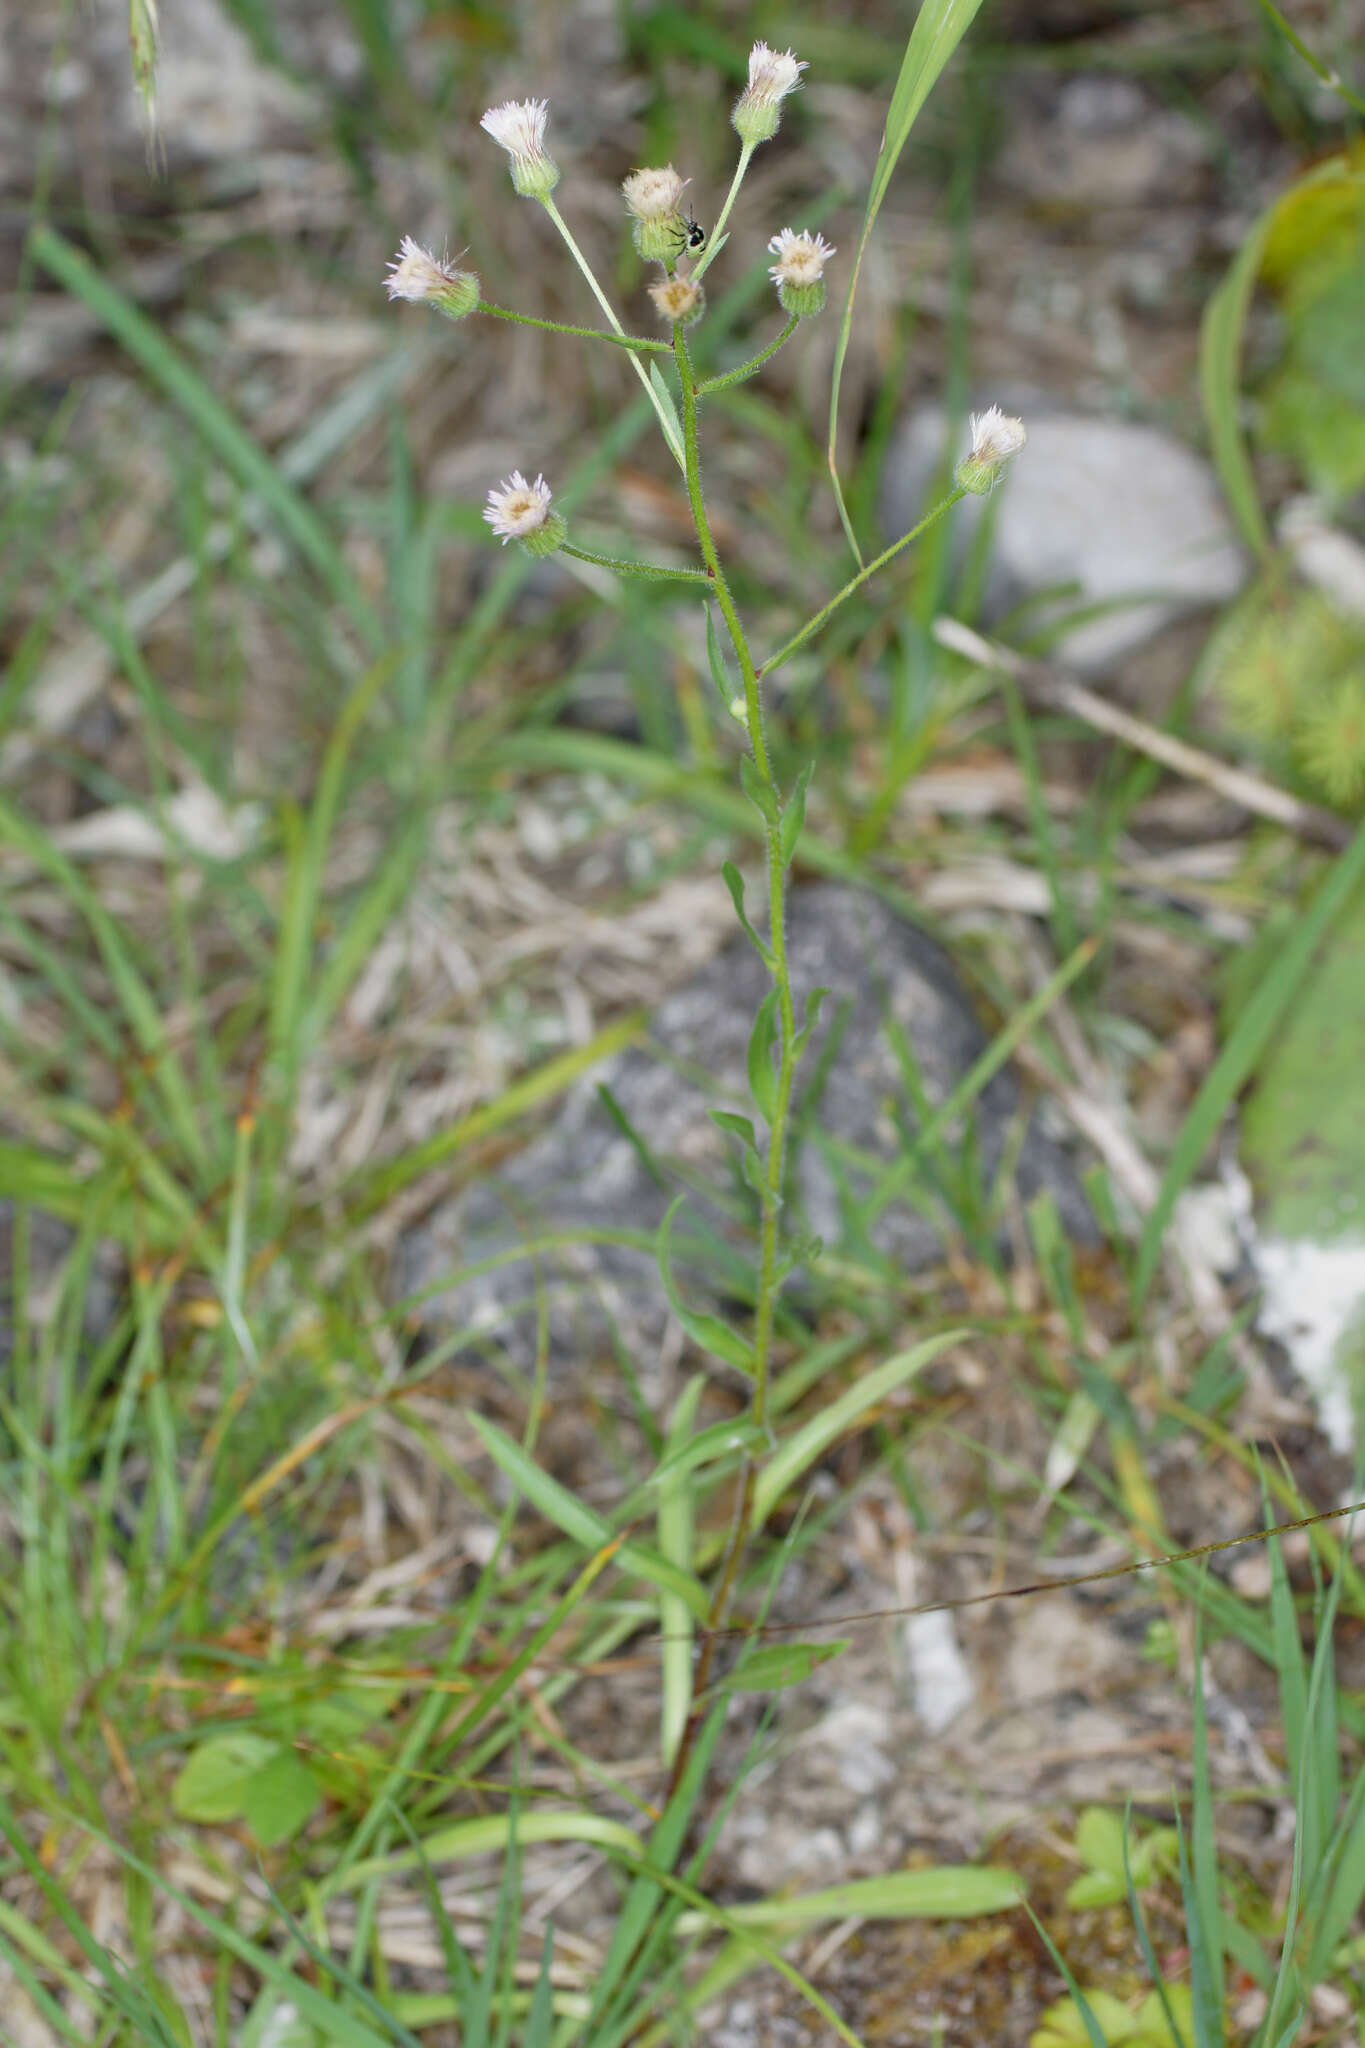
[{"x1": 483, "y1": 471, "x2": 554, "y2": 545}]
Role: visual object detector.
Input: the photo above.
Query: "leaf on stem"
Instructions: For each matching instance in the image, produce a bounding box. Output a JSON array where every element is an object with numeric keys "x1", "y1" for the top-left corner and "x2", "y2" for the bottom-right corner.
[
  {"x1": 779, "y1": 762, "x2": 814, "y2": 867},
  {"x1": 747, "y1": 989, "x2": 780, "y2": 1123},
  {"x1": 657, "y1": 1195, "x2": 756, "y2": 1375},
  {"x1": 721, "y1": 861, "x2": 775, "y2": 968},
  {"x1": 739, "y1": 752, "x2": 781, "y2": 827}
]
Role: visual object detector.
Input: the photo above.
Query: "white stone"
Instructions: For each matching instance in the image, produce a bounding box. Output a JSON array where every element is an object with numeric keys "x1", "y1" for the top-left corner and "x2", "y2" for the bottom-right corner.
[
  {"x1": 901, "y1": 1609, "x2": 974, "y2": 1734},
  {"x1": 883, "y1": 410, "x2": 1247, "y2": 671},
  {"x1": 1255, "y1": 1235, "x2": 1365, "y2": 1454}
]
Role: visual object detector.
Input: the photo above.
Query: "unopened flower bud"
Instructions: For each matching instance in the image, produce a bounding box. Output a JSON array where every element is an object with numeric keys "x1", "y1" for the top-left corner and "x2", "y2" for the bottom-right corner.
[
  {"x1": 767, "y1": 227, "x2": 835, "y2": 317},
  {"x1": 483, "y1": 471, "x2": 565, "y2": 556},
  {"x1": 733, "y1": 42, "x2": 806, "y2": 146},
  {"x1": 479, "y1": 98, "x2": 560, "y2": 201},
  {"x1": 649, "y1": 273, "x2": 705, "y2": 327},
  {"x1": 955, "y1": 407, "x2": 1027, "y2": 495},
  {"x1": 623, "y1": 165, "x2": 690, "y2": 265},
  {"x1": 384, "y1": 238, "x2": 480, "y2": 321}
]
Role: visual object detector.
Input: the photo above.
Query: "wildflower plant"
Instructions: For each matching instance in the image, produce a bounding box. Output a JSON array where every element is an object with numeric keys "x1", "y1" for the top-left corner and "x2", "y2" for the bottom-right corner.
[{"x1": 386, "y1": 47, "x2": 1025, "y2": 1777}]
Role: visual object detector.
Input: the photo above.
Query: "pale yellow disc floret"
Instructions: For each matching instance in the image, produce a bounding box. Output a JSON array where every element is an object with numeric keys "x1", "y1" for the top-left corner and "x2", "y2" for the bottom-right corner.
[{"x1": 766, "y1": 227, "x2": 836, "y2": 288}]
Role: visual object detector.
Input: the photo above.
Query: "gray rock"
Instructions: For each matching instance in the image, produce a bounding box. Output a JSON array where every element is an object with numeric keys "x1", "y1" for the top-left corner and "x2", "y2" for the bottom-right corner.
[
  {"x1": 881, "y1": 410, "x2": 1247, "y2": 672},
  {"x1": 396, "y1": 885, "x2": 1093, "y2": 1362}
]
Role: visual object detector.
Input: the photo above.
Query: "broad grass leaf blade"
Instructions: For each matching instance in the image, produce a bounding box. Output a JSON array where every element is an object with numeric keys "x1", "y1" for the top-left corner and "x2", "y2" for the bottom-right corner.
[
  {"x1": 338, "y1": 1811, "x2": 643, "y2": 1891},
  {"x1": 658, "y1": 1375, "x2": 704, "y2": 1767},
  {"x1": 27, "y1": 225, "x2": 381, "y2": 649},
  {"x1": 467, "y1": 1411, "x2": 711, "y2": 1620},
  {"x1": 1135, "y1": 818, "x2": 1365, "y2": 1301},
  {"x1": 827, "y1": 0, "x2": 986, "y2": 559},
  {"x1": 753, "y1": 1330, "x2": 961, "y2": 1527},
  {"x1": 710, "y1": 1867, "x2": 1023, "y2": 1925}
]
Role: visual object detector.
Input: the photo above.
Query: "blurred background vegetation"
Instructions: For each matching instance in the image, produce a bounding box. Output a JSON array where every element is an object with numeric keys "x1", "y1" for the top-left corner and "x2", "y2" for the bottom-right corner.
[{"x1": 4, "y1": 0, "x2": 1365, "y2": 2042}]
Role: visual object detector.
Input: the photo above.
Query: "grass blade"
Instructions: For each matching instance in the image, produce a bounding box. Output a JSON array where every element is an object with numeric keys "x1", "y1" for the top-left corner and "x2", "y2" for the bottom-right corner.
[
  {"x1": 27, "y1": 223, "x2": 382, "y2": 649},
  {"x1": 1135, "y1": 818, "x2": 1365, "y2": 1301},
  {"x1": 826, "y1": 0, "x2": 986, "y2": 561}
]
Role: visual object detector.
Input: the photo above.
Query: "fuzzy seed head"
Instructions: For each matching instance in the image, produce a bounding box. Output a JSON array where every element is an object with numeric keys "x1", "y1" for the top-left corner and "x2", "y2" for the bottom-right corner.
[
  {"x1": 649, "y1": 273, "x2": 705, "y2": 327},
  {"x1": 483, "y1": 470, "x2": 555, "y2": 546},
  {"x1": 956, "y1": 406, "x2": 1027, "y2": 495},
  {"x1": 622, "y1": 165, "x2": 689, "y2": 222},
  {"x1": 733, "y1": 42, "x2": 807, "y2": 145},
  {"x1": 768, "y1": 227, "x2": 835, "y2": 315},
  {"x1": 479, "y1": 97, "x2": 560, "y2": 199},
  {"x1": 384, "y1": 237, "x2": 480, "y2": 320}
]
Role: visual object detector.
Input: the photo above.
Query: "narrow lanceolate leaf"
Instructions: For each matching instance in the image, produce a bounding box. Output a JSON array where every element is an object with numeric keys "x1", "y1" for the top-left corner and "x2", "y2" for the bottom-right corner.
[
  {"x1": 721, "y1": 860, "x2": 775, "y2": 968},
  {"x1": 779, "y1": 762, "x2": 814, "y2": 868},
  {"x1": 738, "y1": 751, "x2": 780, "y2": 827},
  {"x1": 704, "y1": 603, "x2": 731, "y2": 704},
  {"x1": 657, "y1": 1195, "x2": 755, "y2": 1376},
  {"x1": 747, "y1": 989, "x2": 780, "y2": 1123}
]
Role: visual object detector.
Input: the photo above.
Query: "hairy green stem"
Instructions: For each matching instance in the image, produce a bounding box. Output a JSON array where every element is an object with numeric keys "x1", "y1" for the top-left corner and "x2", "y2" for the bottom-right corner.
[
  {"x1": 476, "y1": 301, "x2": 671, "y2": 352},
  {"x1": 541, "y1": 196, "x2": 684, "y2": 466},
  {"x1": 559, "y1": 542, "x2": 712, "y2": 584},
  {"x1": 758, "y1": 487, "x2": 967, "y2": 680},
  {"x1": 691, "y1": 141, "x2": 755, "y2": 282},
  {"x1": 675, "y1": 324, "x2": 796, "y2": 1448},
  {"x1": 696, "y1": 315, "x2": 800, "y2": 396}
]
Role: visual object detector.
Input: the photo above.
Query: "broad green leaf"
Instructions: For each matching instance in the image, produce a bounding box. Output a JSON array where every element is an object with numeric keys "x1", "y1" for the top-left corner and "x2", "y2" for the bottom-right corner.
[
  {"x1": 172, "y1": 1732, "x2": 279, "y2": 1823},
  {"x1": 240, "y1": 1751, "x2": 322, "y2": 1847}
]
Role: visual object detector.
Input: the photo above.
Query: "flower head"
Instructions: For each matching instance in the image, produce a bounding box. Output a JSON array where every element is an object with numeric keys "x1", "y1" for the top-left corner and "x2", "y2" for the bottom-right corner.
[
  {"x1": 383, "y1": 237, "x2": 480, "y2": 321},
  {"x1": 649, "y1": 273, "x2": 705, "y2": 328},
  {"x1": 622, "y1": 165, "x2": 692, "y2": 264},
  {"x1": 482, "y1": 471, "x2": 565, "y2": 556},
  {"x1": 622, "y1": 165, "x2": 689, "y2": 221},
  {"x1": 480, "y1": 98, "x2": 559, "y2": 201},
  {"x1": 733, "y1": 42, "x2": 807, "y2": 146},
  {"x1": 956, "y1": 407, "x2": 1027, "y2": 496},
  {"x1": 767, "y1": 227, "x2": 835, "y2": 317}
]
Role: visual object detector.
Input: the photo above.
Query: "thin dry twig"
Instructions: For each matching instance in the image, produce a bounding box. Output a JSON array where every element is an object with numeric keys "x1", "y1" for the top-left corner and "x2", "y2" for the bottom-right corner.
[{"x1": 933, "y1": 614, "x2": 1354, "y2": 852}]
